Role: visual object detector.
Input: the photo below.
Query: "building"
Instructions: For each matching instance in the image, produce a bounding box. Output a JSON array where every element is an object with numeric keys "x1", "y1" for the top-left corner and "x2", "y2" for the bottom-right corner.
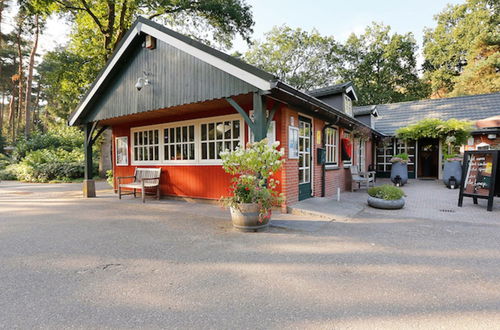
[
  {"x1": 355, "y1": 93, "x2": 500, "y2": 179},
  {"x1": 68, "y1": 17, "x2": 381, "y2": 206}
]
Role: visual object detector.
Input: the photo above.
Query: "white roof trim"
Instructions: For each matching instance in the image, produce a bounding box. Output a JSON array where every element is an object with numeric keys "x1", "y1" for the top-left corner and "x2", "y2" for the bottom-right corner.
[
  {"x1": 345, "y1": 86, "x2": 358, "y2": 101},
  {"x1": 69, "y1": 25, "x2": 141, "y2": 126},
  {"x1": 140, "y1": 24, "x2": 273, "y2": 91},
  {"x1": 70, "y1": 21, "x2": 273, "y2": 126}
]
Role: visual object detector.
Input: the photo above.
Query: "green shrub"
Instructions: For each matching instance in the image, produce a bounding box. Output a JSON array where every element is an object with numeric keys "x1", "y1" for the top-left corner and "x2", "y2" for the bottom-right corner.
[
  {"x1": 0, "y1": 165, "x2": 17, "y2": 180},
  {"x1": 0, "y1": 153, "x2": 11, "y2": 170},
  {"x1": 368, "y1": 185, "x2": 405, "y2": 200},
  {"x1": 106, "y1": 170, "x2": 114, "y2": 187}
]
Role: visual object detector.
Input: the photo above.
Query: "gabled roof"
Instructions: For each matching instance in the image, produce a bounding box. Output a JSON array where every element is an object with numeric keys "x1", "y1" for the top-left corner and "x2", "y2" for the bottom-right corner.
[
  {"x1": 307, "y1": 82, "x2": 358, "y2": 101},
  {"x1": 353, "y1": 105, "x2": 378, "y2": 117},
  {"x1": 67, "y1": 18, "x2": 381, "y2": 136},
  {"x1": 355, "y1": 93, "x2": 500, "y2": 136},
  {"x1": 68, "y1": 17, "x2": 278, "y2": 126}
]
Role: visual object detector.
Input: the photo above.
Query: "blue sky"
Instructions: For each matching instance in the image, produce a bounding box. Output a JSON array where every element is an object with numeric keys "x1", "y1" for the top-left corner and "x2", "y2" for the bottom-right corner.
[
  {"x1": 5, "y1": 0, "x2": 463, "y2": 63},
  {"x1": 231, "y1": 0, "x2": 463, "y2": 53}
]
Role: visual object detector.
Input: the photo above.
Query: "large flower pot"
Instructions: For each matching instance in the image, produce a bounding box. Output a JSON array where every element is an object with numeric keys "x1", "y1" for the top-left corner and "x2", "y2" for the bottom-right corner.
[
  {"x1": 390, "y1": 162, "x2": 408, "y2": 186},
  {"x1": 230, "y1": 203, "x2": 270, "y2": 232},
  {"x1": 367, "y1": 196, "x2": 405, "y2": 209},
  {"x1": 443, "y1": 160, "x2": 462, "y2": 189}
]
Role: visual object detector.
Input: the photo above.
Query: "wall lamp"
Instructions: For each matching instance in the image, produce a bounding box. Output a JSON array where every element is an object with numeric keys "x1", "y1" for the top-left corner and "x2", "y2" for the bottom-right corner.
[{"x1": 135, "y1": 71, "x2": 151, "y2": 91}]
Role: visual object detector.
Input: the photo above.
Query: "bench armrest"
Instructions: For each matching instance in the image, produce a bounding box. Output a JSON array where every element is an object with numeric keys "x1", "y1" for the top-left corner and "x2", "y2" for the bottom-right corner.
[{"x1": 117, "y1": 176, "x2": 135, "y2": 183}]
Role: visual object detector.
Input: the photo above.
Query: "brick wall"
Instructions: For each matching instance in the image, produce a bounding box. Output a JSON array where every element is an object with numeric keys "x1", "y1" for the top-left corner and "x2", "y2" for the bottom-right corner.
[{"x1": 280, "y1": 107, "x2": 299, "y2": 209}]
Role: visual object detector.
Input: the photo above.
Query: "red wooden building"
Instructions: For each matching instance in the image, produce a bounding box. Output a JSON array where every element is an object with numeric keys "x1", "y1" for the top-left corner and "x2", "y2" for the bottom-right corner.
[{"x1": 69, "y1": 17, "x2": 382, "y2": 207}]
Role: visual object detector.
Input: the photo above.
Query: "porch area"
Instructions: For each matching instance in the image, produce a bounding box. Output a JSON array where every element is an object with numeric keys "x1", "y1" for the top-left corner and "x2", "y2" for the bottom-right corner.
[{"x1": 289, "y1": 179, "x2": 500, "y2": 223}]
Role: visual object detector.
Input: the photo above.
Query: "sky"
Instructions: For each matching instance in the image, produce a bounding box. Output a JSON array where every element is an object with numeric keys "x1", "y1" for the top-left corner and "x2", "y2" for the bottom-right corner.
[{"x1": 3, "y1": 0, "x2": 464, "y2": 65}]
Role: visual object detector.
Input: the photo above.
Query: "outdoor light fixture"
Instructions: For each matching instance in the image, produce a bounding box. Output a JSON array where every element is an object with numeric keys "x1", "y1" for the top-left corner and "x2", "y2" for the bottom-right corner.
[{"x1": 135, "y1": 72, "x2": 151, "y2": 91}]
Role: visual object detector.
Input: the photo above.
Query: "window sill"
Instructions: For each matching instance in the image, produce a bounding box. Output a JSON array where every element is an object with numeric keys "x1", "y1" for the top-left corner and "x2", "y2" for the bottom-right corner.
[{"x1": 325, "y1": 164, "x2": 339, "y2": 170}]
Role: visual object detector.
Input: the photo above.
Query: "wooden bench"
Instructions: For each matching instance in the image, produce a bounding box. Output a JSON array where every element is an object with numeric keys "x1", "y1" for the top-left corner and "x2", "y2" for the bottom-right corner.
[
  {"x1": 117, "y1": 168, "x2": 161, "y2": 203},
  {"x1": 350, "y1": 166, "x2": 376, "y2": 192}
]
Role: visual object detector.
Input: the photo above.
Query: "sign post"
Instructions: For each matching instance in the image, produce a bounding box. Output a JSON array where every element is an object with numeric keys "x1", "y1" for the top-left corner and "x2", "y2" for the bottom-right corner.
[{"x1": 458, "y1": 150, "x2": 499, "y2": 211}]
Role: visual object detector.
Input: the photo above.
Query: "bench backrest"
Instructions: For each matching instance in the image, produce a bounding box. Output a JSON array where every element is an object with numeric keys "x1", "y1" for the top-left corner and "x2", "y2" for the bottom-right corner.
[
  {"x1": 134, "y1": 168, "x2": 161, "y2": 185},
  {"x1": 350, "y1": 166, "x2": 359, "y2": 176}
]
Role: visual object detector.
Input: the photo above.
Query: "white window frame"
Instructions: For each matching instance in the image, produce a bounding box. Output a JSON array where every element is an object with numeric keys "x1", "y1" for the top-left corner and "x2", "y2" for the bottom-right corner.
[
  {"x1": 342, "y1": 130, "x2": 353, "y2": 166},
  {"x1": 344, "y1": 95, "x2": 353, "y2": 116},
  {"x1": 324, "y1": 126, "x2": 339, "y2": 166},
  {"x1": 358, "y1": 138, "x2": 366, "y2": 171},
  {"x1": 131, "y1": 128, "x2": 160, "y2": 163},
  {"x1": 130, "y1": 114, "x2": 244, "y2": 166},
  {"x1": 200, "y1": 117, "x2": 243, "y2": 162},
  {"x1": 115, "y1": 136, "x2": 129, "y2": 166}
]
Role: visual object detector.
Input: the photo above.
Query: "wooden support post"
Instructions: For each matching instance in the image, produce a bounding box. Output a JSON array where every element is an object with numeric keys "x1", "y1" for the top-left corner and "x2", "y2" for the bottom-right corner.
[
  {"x1": 83, "y1": 122, "x2": 96, "y2": 197},
  {"x1": 252, "y1": 92, "x2": 267, "y2": 141}
]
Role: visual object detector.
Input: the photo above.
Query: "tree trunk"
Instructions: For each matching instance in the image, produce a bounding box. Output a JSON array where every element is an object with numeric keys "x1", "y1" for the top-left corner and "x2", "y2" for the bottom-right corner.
[
  {"x1": 16, "y1": 19, "x2": 23, "y2": 141},
  {"x1": 99, "y1": 129, "x2": 112, "y2": 177},
  {"x1": 8, "y1": 92, "x2": 16, "y2": 141},
  {"x1": 24, "y1": 15, "x2": 39, "y2": 138},
  {"x1": 0, "y1": 92, "x2": 4, "y2": 133}
]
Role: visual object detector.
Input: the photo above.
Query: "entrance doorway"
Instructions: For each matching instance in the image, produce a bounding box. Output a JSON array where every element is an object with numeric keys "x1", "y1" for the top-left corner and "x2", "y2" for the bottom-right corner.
[
  {"x1": 417, "y1": 138, "x2": 439, "y2": 178},
  {"x1": 298, "y1": 116, "x2": 312, "y2": 200}
]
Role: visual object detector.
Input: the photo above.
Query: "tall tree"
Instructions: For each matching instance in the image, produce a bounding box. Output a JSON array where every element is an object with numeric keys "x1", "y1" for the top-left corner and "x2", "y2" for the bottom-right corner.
[
  {"x1": 423, "y1": 0, "x2": 500, "y2": 97},
  {"x1": 338, "y1": 23, "x2": 430, "y2": 105},
  {"x1": 243, "y1": 25, "x2": 339, "y2": 90},
  {"x1": 23, "y1": 14, "x2": 40, "y2": 137}
]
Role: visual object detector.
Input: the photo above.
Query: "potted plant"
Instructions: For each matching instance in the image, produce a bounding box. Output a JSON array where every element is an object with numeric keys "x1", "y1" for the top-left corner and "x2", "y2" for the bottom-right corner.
[
  {"x1": 367, "y1": 184, "x2": 405, "y2": 209},
  {"x1": 390, "y1": 153, "x2": 409, "y2": 186},
  {"x1": 443, "y1": 154, "x2": 463, "y2": 189},
  {"x1": 220, "y1": 139, "x2": 284, "y2": 232}
]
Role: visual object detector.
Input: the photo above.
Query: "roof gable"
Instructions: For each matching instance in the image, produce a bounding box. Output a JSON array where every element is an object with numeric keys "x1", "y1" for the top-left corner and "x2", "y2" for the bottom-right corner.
[{"x1": 69, "y1": 17, "x2": 277, "y2": 126}]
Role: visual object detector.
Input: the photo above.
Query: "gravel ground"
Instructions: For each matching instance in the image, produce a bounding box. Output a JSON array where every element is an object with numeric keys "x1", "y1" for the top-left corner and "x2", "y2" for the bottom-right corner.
[{"x1": 1, "y1": 181, "x2": 500, "y2": 329}]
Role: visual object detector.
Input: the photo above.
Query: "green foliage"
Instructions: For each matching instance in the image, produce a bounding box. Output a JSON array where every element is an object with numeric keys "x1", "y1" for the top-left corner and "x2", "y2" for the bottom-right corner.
[
  {"x1": 220, "y1": 139, "x2": 284, "y2": 220},
  {"x1": 12, "y1": 125, "x2": 84, "y2": 161},
  {"x1": 396, "y1": 118, "x2": 473, "y2": 146},
  {"x1": 423, "y1": 0, "x2": 500, "y2": 97},
  {"x1": 390, "y1": 153, "x2": 409, "y2": 163},
  {"x1": 10, "y1": 148, "x2": 85, "y2": 182},
  {"x1": 106, "y1": 169, "x2": 114, "y2": 187},
  {"x1": 338, "y1": 22, "x2": 430, "y2": 105},
  {"x1": 244, "y1": 25, "x2": 339, "y2": 90},
  {"x1": 368, "y1": 185, "x2": 405, "y2": 200}
]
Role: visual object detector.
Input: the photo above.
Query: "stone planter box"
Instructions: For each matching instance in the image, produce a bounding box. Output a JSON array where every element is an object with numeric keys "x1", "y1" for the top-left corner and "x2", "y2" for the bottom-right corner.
[
  {"x1": 390, "y1": 162, "x2": 408, "y2": 186},
  {"x1": 367, "y1": 196, "x2": 405, "y2": 209},
  {"x1": 230, "y1": 203, "x2": 270, "y2": 232},
  {"x1": 443, "y1": 160, "x2": 462, "y2": 189}
]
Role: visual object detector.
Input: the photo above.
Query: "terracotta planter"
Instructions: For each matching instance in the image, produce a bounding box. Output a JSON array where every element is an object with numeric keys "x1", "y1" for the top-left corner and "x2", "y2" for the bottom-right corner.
[
  {"x1": 230, "y1": 203, "x2": 270, "y2": 232},
  {"x1": 367, "y1": 196, "x2": 405, "y2": 209}
]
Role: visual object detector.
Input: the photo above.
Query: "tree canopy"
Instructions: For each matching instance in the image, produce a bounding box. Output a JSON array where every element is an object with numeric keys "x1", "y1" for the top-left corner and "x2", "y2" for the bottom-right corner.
[
  {"x1": 338, "y1": 23, "x2": 430, "y2": 106},
  {"x1": 243, "y1": 25, "x2": 339, "y2": 91},
  {"x1": 423, "y1": 0, "x2": 500, "y2": 97}
]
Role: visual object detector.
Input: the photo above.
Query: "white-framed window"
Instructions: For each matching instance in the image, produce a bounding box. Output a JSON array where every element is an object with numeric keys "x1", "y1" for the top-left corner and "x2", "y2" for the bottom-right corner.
[
  {"x1": 115, "y1": 136, "x2": 129, "y2": 166},
  {"x1": 130, "y1": 114, "x2": 243, "y2": 165},
  {"x1": 325, "y1": 127, "x2": 338, "y2": 165},
  {"x1": 358, "y1": 139, "x2": 366, "y2": 171},
  {"x1": 133, "y1": 129, "x2": 159, "y2": 162},
  {"x1": 342, "y1": 130, "x2": 353, "y2": 166},
  {"x1": 344, "y1": 95, "x2": 353, "y2": 116},
  {"x1": 163, "y1": 124, "x2": 195, "y2": 161},
  {"x1": 248, "y1": 121, "x2": 276, "y2": 145},
  {"x1": 376, "y1": 139, "x2": 393, "y2": 172},
  {"x1": 200, "y1": 119, "x2": 241, "y2": 160}
]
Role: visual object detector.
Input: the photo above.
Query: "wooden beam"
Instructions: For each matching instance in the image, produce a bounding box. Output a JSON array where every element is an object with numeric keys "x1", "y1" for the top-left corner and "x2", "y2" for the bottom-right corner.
[
  {"x1": 90, "y1": 125, "x2": 109, "y2": 145},
  {"x1": 225, "y1": 97, "x2": 254, "y2": 131},
  {"x1": 267, "y1": 101, "x2": 279, "y2": 129},
  {"x1": 252, "y1": 93, "x2": 267, "y2": 141},
  {"x1": 84, "y1": 122, "x2": 94, "y2": 181}
]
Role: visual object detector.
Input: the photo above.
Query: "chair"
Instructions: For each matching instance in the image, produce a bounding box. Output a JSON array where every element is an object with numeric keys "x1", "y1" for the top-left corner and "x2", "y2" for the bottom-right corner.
[
  {"x1": 117, "y1": 168, "x2": 161, "y2": 203},
  {"x1": 350, "y1": 166, "x2": 375, "y2": 192}
]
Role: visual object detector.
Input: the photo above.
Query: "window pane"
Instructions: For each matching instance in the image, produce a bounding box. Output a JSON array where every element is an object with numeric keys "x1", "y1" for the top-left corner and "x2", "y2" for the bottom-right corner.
[
  {"x1": 189, "y1": 125, "x2": 194, "y2": 142},
  {"x1": 134, "y1": 132, "x2": 138, "y2": 146},
  {"x1": 224, "y1": 121, "x2": 231, "y2": 139},
  {"x1": 138, "y1": 132, "x2": 143, "y2": 145},
  {"x1": 138, "y1": 148, "x2": 143, "y2": 161},
  {"x1": 149, "y1": 146, "x2": 154, "y2": 160},
  {"x1": 176, "y1": 144, "x2": 181, "y2": 160},
  {"x1": 134, "y1": 147, "x2": 138, "y2": 161},
  {"x1": 170, "y1": 128, "x2": 175, "y2": 143},
  {"x1": 299, "y1": 169, "x2": 304, "y2": 183},
  {"x1": 233, "y1": 121, "x2": 240, "y2": 139},
  {"x1": 305, "y1": 170, "x2": 310, "y2": 183},
  {"x1": 209, "y1": 142, "x2": 215, "y2": 159},
  {"x1": 216, "y1": 142, "x2": 223, "y2": 159},
  {"x1": 233, "y1": 141, "x2": 239, "y2": 150},
  {"x1": 182, "y1": 126, "x2": 187, "y2": 142},
  {"x1": 164, "y1": 146, "x2": 169, "y2": 160},
  {"x1": 154, "y1": 146, "x2": 159, "y2": 160},
  {"x1": 154, "y1": 130, "x2": 158, "y2": 144},
  {"x1": 202, "y1": 142, "x2": 207, "y2": 159},
  {"x1": 201, "y1": 124, "x2": 207, "y2": 141},
  {"x1": 208, "y1": 123, "x2": 215, "y2": 140},
  {"x1": 170, "y1": 145, "x2": 175, "y2": 160},
  {"x1": 182, "y1": 144, "x2": 188, "y2": 160},
  {"x1": 224, "y1": 141, "x2": 231, "y2": 152},
  {"x1": 164, "y1": 129, "x2": 169, "y2": 143},
  {"x1": 176, "y1": 127, "x2": 181, "y2": 143},
  {"x1": 216, "y1": 122, "x2": 223, "y2": 139},
  {"x1": 189, "y1": 144, "x2": 194, "y2": 160}
]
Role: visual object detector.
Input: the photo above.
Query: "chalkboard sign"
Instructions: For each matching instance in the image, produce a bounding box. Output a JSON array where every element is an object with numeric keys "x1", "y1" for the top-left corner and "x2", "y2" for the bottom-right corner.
[{"x1": 458, "y1": 150, "x2": 499, "y2": 211}]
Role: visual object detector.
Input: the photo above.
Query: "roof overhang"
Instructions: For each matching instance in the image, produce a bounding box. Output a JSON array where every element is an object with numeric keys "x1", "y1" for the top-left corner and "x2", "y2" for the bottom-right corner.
[{"x1": 68, "y1": 17, "x2": 277, "y2": 126}]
